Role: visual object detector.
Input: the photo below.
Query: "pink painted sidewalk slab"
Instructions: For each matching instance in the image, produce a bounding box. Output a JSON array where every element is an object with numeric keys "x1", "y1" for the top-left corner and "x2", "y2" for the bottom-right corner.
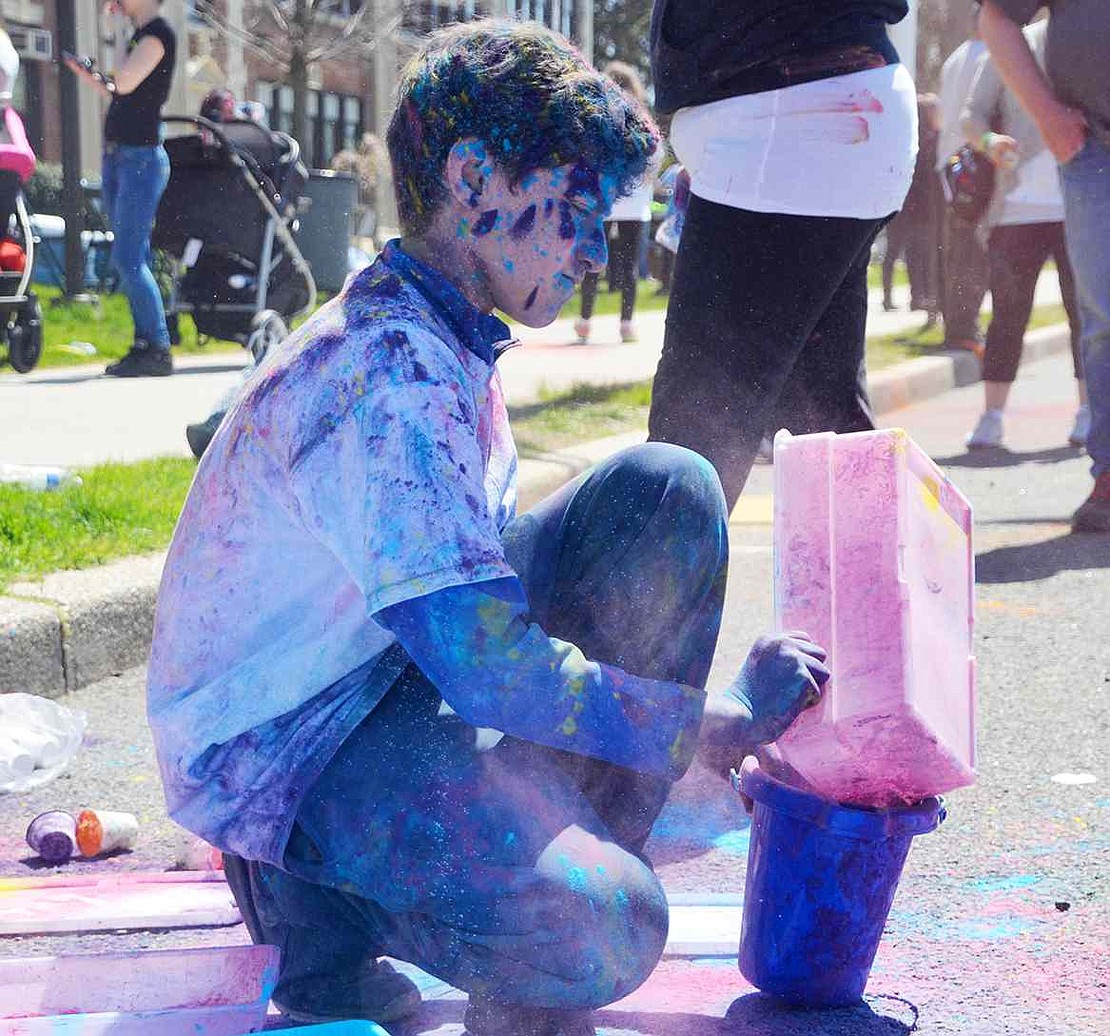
[
  {"x1": 0, "y1": 872, "x2": 240, "y2": 934},
  {"x1": 0, "y1": 944, "x2": 277, "y2": 1036}
]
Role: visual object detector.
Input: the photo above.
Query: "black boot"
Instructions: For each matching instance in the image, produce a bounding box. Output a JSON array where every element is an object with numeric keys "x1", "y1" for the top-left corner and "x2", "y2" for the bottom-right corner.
[{"x1": 105, "y1": 341, "x2": 173, "y2": 377}]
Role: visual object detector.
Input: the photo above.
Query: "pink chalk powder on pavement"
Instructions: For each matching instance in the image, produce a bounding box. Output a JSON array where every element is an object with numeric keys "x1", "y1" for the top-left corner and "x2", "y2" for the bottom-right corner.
[{"x1": 772, "y1": 428, "x2": 976, "y2": 808}]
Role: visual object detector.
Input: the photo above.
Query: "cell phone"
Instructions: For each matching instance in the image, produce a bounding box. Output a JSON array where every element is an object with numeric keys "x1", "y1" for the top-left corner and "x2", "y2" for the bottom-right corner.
[{"x1": 61, "y1": 50, "x2": 97, "y2": 73}]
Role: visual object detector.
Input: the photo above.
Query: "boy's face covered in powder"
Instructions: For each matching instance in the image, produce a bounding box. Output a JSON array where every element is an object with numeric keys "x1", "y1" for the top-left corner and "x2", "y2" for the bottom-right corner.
[{"x1": 461, "y1": 158, "x2": 618, "y2": 327}]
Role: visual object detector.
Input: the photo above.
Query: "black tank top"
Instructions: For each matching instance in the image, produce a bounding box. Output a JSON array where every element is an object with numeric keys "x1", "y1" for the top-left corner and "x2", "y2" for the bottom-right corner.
[
  {"x1": 103, "y1": 16, "x2": 176, "y2": 146},
  {"x1": 651, "y1": 0, "x2": 908, "y2": 115}
]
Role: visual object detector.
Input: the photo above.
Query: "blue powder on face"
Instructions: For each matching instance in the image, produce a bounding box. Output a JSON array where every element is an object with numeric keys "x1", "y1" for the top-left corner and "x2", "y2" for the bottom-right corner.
[
  {"x1": 473, "y1": 209, "x2": 499, "y2": 236},
  {"x1": 524, "y1": 286, "x2": 538, "y2": 309},
  {"x1": 557, "y1": 200, "x2": 574, "y2": 240},
  {"x1": 544, "y1": 199, "x2": 554, "y2": 218},
  {"x1": 510, "y1": 203, "x2": 537, "y2": 241}
]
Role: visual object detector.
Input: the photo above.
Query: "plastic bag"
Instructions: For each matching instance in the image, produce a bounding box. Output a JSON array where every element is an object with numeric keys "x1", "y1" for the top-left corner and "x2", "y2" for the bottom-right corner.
[{"x1": 0, "y1": 694, "x2": 87, "y2": 794}]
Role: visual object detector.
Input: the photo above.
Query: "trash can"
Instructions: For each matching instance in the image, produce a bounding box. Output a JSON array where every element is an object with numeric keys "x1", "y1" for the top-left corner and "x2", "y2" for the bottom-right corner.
[{"x1": 296, "y1": 170, "x2": 358, "y2": 293}]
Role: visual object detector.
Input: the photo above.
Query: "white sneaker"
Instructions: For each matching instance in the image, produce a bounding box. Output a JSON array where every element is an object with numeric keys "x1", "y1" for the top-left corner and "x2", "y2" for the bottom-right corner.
[
  {"x1": 573, "y1": 318, "x2": 590, "y2": 344},
  {"x1": 1069, "y1": 404, "x2": 1091, "y2": 447},
  {"x1": 966, "y1": 409, "x2": 1004, "y2": 449},
  {"x1": 754, "y1": 436, "x2": 775, "y2": 464}
]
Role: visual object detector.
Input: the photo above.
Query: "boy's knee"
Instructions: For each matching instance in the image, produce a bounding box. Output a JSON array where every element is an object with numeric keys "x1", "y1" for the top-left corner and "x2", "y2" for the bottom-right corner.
[
  {"x1": 613, "y1": 442, "x2": 727, "y2": 531},
  {"x1": 538, "y1": 848, "x2": 668, "y2": 1007},
  {"x1": 621, "y1": 444, "x2": 729, "y2": 580}
]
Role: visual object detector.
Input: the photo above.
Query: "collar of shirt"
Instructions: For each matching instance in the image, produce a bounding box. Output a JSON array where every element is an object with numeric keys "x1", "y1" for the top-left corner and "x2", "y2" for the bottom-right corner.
[{"x1": 372, "y1": 239, "x2": 519, "y2": 366}]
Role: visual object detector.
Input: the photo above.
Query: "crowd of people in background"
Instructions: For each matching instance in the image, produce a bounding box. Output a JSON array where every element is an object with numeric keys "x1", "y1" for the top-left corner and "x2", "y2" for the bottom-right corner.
[{"x1": 863, "y1": 0, "x2": 1107, "y2": 530}]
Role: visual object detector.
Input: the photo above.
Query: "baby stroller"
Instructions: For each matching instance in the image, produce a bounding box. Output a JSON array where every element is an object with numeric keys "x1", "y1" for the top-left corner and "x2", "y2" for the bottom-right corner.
[
  {"x1": 0, "y1": 104, "x2": 41, "y2": 372},
  {"x1": 154, "y1": 116, "x2": 315, "y2": 361}
]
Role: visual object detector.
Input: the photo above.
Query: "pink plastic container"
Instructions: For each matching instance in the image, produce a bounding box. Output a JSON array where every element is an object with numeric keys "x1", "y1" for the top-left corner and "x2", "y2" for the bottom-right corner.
[
  {"x1": 772, "y1": 428, "x2": 976, "y2": 807},
  {"x1": 0, "y1": 944, "x2": 278, "y2": 1036}
]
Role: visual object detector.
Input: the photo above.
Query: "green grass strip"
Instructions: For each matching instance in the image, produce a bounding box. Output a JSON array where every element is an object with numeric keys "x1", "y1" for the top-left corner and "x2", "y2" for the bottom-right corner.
[{"x1": 0, "y1": 458, "x2": 196, "y2": 590}]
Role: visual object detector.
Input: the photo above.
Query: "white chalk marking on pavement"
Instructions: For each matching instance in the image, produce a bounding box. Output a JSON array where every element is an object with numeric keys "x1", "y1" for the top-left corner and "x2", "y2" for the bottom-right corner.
[{"x1": 1050, "y1": 772, "x2": 1097, "y2": 786}]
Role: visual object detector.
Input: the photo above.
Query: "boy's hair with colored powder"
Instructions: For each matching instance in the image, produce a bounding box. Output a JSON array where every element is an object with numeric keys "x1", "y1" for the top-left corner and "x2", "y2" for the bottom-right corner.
[{"x1": 387, "y1": 19, "x2": 659, "y2": 236}]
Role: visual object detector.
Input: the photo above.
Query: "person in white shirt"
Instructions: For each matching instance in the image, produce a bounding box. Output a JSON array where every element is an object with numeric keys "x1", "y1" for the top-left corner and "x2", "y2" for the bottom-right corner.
[{"x1": 962, "y1": 18, "x2": 1085, "y2": 452}]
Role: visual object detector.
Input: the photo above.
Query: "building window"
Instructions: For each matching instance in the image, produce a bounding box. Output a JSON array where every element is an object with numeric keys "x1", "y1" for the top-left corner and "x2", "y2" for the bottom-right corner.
[
  {"x1": 253, "y1": 81, "x2": 364, "y2": 168},
  {"x1": 341, "y1": 96, "x2": 363, "y2": 151},
  {"x1": 403, "y1": 2, "x2": 475, "y2": 35}
]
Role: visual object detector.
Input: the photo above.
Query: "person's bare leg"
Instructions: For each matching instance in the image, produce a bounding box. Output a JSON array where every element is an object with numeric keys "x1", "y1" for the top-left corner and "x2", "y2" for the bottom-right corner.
[{"x1": 984, "y1": 381, "x2": 1011, "y2": 412}]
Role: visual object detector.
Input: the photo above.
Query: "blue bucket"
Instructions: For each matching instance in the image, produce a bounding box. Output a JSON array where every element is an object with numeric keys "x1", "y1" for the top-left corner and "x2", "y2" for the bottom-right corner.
[{"x1": 736, "y1": 760, "x2": 945, "y2": 1007}]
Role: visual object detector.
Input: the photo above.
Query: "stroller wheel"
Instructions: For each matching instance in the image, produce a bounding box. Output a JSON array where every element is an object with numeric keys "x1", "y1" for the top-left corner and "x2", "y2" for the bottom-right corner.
[
  {"x1": 7, "y1": 294, "x2": 43, "y2": 373},
  {"x1": 247, "y1": 310, "x2": 288, "y2": 365}
]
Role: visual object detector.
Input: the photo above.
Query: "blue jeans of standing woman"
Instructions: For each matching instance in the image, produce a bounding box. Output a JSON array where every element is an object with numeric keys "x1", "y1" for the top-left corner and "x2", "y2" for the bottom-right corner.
[
  {"x1": 224, "y1": 444, "x2": 729, "y2": 1012},
  {"x1": 101, "y1": 143, "x2": 171, "y2": 351},
  {"x1": 1060, "y1": 136, "x2": 1110, "y2": 479}
]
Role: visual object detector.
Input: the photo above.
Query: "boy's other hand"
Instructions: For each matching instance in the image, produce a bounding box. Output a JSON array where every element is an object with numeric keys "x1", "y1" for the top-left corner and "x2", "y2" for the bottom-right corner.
[{"x1": 697, "y1": 633, "x2": 829, "y2": 778}]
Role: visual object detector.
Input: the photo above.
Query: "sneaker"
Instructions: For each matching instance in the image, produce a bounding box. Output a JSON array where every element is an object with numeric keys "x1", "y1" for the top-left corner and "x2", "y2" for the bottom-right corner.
[
  {"x1": 881, "y1": 297, "x2": 897, "y2": 312},
  {"x1": 186, "y1": 410, "x2": 227, "y2": 460},
  {"x1": 222, "y1": 854, "x2": 422, "y2": 1025},
  {"x1": 1068, "y1": 404, "x2": 1091, "y2": 447},
  {"x1": 754, "y1": 436, "x2": 774, "y2": 465},
  {"x1": 1071, "y1": 473, "x2": 1110, "y2": 534},
  {"x1": 573, "y1": 318, "x2": 590, "y2": 344},
  {"x1": 105, "y1": 342, "x2": 173, "y2": 378},
  {"x1": 966, "y1": 409, "x2": 1004, "y2": 449},
  {"x1": 619, "y1": 320, "x2": 638, "y2": 343},
  {"x1": 464, "y1": 997, "x2": 595, "y2": 1036}
]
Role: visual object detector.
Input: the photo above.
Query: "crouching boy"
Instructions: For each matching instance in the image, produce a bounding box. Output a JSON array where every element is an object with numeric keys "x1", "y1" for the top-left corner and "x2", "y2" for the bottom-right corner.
[{"x1": 147, "y1": 20, "x2": 829, "y2": 1036}]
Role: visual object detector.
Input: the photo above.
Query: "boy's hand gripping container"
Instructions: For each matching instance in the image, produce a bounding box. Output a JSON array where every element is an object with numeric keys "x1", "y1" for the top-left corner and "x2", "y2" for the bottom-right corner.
[{"x1": 771, "y1": 428, "x2": 976, "y2": 808}]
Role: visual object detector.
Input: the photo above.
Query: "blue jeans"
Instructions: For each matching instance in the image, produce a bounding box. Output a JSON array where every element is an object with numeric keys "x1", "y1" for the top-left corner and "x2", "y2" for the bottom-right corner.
[
  {"x1": 1060, "y1": 135, "x2": 1110, "y2": 478},
  {"x1": 231, "y1": 444, "x2": 728, "y2": 1010},
  {"x1": 101, "y1": 144, "x2": 171, "y2": 350}
]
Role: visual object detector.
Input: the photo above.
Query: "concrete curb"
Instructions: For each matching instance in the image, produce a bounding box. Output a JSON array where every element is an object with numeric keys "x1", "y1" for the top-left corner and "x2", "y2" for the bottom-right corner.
[{"x1": 1, "y1": 325, "x2": 1071, "y2": 698}]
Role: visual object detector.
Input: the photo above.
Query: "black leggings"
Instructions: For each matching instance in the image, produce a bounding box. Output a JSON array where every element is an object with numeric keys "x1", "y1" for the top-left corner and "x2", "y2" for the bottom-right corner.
[
  {"x1": 982, "y1": 222, "x2": 1081, "y2": 383},
  {"x1": 581, "y1": 219, "x2": 642, "y2": 322},
  {"x1": 649, "y1": 193, "x2": 888, "y2": 509}
]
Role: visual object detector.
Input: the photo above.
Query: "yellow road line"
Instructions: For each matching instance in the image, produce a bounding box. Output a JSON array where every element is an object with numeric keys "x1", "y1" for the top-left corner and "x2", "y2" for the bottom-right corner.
[{"x1": 729, "y1": 494, "x2": 774, "y2": 525}]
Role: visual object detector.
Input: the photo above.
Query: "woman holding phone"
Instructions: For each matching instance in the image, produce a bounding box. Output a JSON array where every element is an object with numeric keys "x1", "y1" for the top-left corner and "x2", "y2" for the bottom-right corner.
[{"x1": 63, "y1": 0, "x2": 176, "y2": 377}]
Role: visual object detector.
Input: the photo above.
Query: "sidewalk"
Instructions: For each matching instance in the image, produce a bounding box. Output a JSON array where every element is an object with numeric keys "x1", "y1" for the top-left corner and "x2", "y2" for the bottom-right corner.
[{"x1": 1, "y1": 290, "x2": 1072, "y2": 698}]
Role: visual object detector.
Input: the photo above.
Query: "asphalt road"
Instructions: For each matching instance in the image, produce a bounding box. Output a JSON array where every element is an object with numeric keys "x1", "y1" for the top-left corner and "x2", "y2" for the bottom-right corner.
[{"x1": 1, "y1": 349, "x2": 1106, "y2": 1035}]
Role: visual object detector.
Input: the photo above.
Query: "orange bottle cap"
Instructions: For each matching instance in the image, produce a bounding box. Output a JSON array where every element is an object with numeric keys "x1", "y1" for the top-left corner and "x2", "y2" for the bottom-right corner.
[{"x1": 75, "y1": 809, "x2": 103, "y2": 857}]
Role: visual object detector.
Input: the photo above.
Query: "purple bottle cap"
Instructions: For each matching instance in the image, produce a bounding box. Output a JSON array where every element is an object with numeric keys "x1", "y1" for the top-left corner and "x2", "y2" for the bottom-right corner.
[{"x1": 26, "y1": 810, "x2": 77, "y2": 864}]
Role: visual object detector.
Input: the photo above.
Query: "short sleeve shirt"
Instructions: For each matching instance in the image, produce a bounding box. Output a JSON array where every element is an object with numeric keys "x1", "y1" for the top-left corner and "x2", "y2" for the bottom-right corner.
[
  {"x1": 147, "y1": 242, "x2": 519, "y2": 865},
  {"x1": 989, "y1": 0, "x2": 1110, "y2": 144}
]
